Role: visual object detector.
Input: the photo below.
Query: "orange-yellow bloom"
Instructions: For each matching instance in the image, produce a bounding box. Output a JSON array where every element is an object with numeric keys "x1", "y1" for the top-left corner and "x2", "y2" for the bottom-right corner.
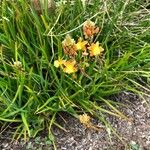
[
  {"x1": 88, "y1": 42, "x2": 104, "y2": 56},
  {"x1": 54, "y1": 59, "x2": 66, "y2": 68},
  {"x1": 63, "y1": 44, "x2": 77, "y2": 56},
  {"x1": 79, "y1": 113, "x2": 102, "y2": 131},
  {"x1": 75, "y1": 38, "x2": 87, "y2": 51},
  {"x1": 83, "y1": 19, "x2": 99, "y2": 39},
  {"x1": 79, "y1": 114, "x2": 91, "y2": 126},
  {"x1": 63, "y1": 60, "x2": 77, "y2": 74},
  {"x1": 62, "y1": 34, "x2": 77, "y2": 56}
]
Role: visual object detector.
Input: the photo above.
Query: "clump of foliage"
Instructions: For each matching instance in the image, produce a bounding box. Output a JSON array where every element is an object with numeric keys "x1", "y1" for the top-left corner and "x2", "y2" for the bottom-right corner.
[{"x1": 0, "y1": 0, "x2": 149, "y2": 147}]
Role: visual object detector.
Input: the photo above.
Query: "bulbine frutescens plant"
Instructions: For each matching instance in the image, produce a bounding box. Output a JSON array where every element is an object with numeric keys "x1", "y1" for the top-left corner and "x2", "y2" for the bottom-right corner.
[{"x1": 0, "y1": 0, "x2": 149, "y2": 148}]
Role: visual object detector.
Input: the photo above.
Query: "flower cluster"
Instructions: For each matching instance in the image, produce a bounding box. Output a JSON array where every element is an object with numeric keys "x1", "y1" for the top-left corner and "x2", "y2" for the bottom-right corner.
[
  {"x1": 54, "y1": 59, "x2": 77, "y2": 74},
  {"x1": 79, "y1": 113, "x2": 102, "y2": 131},
  {"x1": 79, "y1": 113, "x2": 91, "y2": 127},
  {"x1": 54, "y1": 19, "x2": 104, "y2": 74},
  {"x1": 83, "y1": 19, "x2": 100, "y2": 39}
]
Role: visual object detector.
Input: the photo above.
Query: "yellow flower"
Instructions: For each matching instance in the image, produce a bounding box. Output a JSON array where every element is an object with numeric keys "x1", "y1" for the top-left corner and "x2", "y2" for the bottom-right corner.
[
  {"x1": 54, "y1": 59, "x2": 77, "y2": 74},
  {"x1": 54, "y1": 59, "x2": 65, "y2": 68},
  {"x1": 79, "y1": 113, "x2": 102, "y2": 131},
  {"x1": 63, "y1": 60, "x2": 77, "y2": 74},
  {"x1": 62, "y1": 34, "x2": 75, "y2": 47},
  {"x1": 88, "y1": 42, "x2": 104, "y2": 56},
  {"x1": 79, "y1": 114, "x2": 91, "y2": 126},
  {"x1": 75, "y1": 38, "x2": 87, "y2": 51},
  {"x1": 79, "y1": 114, "x2": 92, "y2": 128}
]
